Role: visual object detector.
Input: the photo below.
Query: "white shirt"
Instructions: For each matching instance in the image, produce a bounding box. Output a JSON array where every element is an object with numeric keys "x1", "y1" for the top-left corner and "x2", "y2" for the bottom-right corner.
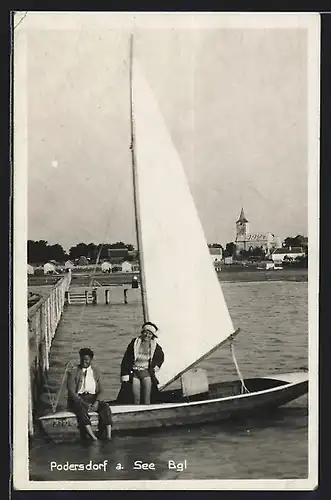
[{"x1": 78, "y1": 366, "x2": 96, "y2": 394}]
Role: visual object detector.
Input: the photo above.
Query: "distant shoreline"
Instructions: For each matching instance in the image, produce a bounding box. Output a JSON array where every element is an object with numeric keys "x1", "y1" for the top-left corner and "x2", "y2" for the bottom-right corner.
[
  {"x1": 217, "y1": 267, "x2": 308, "y2": 283},
  {"x1": 28, "y1": 267, "x2": 308, "y2": 290}
]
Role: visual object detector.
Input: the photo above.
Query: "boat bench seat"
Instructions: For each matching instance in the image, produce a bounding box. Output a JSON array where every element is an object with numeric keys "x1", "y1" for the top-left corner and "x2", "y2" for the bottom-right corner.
[{"x1": 181, "y1": 368, "x2": 209, "y2": 398}]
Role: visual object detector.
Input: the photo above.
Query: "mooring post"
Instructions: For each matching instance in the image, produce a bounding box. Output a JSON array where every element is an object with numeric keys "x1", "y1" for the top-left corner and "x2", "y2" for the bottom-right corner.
[
  {"x1": 105, "y1": 289, "x2": 109, "y2": 305},
  {"x1": 85, "y1": 290, "x2": 89, "y2": 305},
  {"x1": 92, "y1": 288, "x2": 97, "y2": 305},
  {"x1": 124, "y1": 288, "x2": 128, "y2": 304}
]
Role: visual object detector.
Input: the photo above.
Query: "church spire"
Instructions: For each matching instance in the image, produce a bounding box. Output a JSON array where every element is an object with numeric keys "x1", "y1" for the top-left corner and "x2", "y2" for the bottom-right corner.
[{"x1": 236, "y1": 207, "x2": 248, "y2": 223}]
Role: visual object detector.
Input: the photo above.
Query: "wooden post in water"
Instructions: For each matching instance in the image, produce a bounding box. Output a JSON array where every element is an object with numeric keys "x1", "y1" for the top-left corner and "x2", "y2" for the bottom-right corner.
[
  {"x1": 85, "y1": 290, "x2": 89, "y2": 305},
  {"x1": 105, "y1": 289, "x2": 109, "y2": 305},
  {"x1": 124, "y1": 288, "x2": 128, "y2": 304}
]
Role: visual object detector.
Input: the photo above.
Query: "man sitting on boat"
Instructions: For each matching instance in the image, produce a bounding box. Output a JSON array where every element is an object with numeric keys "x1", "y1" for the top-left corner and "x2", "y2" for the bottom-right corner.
[
  {"x1": 119, "y1": 322, "x2": 164, "y2": 404},
  {"x1": 67, "y1": 347, "x2": 112, "y2": 441}
]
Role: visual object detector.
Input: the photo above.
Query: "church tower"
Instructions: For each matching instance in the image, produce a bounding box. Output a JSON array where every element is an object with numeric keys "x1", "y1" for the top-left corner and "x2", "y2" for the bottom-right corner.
[{"x1": 235, "y1": 207, "x2": 249, "y2": 250}]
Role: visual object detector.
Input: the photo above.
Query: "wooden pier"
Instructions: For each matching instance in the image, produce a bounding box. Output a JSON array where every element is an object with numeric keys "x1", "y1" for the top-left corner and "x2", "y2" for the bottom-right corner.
[
  {"x1": 27, "y1": 273, "x2": 141, "y2": 436},
  {"x1": 28, "y1": 273, "x2": 71, "y2": 436}
]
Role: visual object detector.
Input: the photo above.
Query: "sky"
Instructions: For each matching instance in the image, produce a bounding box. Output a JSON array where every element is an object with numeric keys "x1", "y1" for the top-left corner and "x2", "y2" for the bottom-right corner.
[{"x1": 24, "y1": 16, "x2": 310, "y2": 251}]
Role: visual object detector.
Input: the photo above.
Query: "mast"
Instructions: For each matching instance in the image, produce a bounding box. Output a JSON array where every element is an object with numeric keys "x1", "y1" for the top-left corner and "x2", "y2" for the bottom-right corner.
[{"x1": 129, "y1": 34, "x2": 149, "y2": 322}]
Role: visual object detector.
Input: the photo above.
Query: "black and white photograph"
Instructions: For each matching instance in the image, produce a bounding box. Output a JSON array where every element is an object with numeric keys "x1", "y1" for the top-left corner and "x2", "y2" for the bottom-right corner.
[{"x1": 13, "y1": 12, "x2": 319, "y2": 490}]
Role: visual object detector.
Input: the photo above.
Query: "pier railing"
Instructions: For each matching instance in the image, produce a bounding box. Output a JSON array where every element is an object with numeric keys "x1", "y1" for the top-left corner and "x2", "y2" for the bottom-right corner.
[{"x1": 27, "y1": 273, "x2": 71, "y2": 435}]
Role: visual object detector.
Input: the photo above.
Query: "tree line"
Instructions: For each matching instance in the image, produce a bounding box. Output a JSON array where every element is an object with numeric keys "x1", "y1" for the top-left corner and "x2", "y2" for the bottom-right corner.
[
  {"x1": 27, "y1": 240, "x2": 135, "y2": 264},
  {"x1": 28, "y1": 234, "x2": 308, "y2": 265}
]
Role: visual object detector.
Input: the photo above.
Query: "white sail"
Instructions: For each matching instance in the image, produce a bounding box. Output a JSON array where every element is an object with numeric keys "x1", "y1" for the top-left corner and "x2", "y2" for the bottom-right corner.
[{"x1": 132, "y1": 56, "x2": 235, "y2": 390}]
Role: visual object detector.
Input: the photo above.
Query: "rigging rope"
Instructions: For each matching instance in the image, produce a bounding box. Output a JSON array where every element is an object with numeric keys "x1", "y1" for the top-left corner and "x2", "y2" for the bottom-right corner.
[{"x1": 229, "y1": 338, "x2": 250, "y2": 395}]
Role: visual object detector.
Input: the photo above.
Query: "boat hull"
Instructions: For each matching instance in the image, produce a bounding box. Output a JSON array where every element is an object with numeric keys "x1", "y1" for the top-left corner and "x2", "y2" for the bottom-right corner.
[{"x1": 38, "y1": 372, "x2": 308, "y2": 442}]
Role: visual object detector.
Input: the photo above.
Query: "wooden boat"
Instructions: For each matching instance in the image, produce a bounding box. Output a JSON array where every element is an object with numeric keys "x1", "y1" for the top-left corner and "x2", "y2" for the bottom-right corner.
[
  {"x1": 38, "y1": 35, "x2": 308, "y2": 442},
  {"x1": 40, "y1": 371, "x2": 307, "y2": 441}
]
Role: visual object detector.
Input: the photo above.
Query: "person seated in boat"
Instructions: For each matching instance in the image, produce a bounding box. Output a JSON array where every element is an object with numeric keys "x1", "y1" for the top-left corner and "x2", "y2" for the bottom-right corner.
[
  {"x1": 120, "y1": 322, "x2": 164, "y2": 404},
  {"x1": 67, "y1": 347, "x2": 112, "y2": 441}
]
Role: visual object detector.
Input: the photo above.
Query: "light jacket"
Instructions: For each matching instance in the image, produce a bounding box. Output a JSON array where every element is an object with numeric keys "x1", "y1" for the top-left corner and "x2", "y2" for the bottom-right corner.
[{"x1": 120, "y1": 337, "x2": 164, "y2": 385}]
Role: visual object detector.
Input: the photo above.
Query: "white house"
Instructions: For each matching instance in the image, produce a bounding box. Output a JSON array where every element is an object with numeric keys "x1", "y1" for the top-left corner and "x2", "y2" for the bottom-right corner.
[
  {"x1": 27, "y1": 264, "x2": 34, "y2": 275},
  {"x1": 271, "y1": 247, "x2": 305, "y2": 263},
  {"x1": 64, "y1": 260, "x2": 74, "y2": 270},
  {"x1": 101, "y1": 261, "x2": 112, "y2": 273},
  {"x1": 122, "y1": 261, "x2": 133, "y2": 273},
  {"x1": 43, "y1": 262, "x2": 56, "y2": 274}
]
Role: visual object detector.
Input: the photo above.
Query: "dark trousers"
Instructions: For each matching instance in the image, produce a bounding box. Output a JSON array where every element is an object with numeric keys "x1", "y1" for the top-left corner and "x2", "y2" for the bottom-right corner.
[{"x1": 70, "y1": 393, "x2": 112, "y2": 431}]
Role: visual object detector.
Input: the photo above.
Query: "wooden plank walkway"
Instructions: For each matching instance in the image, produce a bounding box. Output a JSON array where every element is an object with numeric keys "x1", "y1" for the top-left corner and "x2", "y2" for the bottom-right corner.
[{"x1": 39, "y1": 289, "x2": 143, "y2": 415}]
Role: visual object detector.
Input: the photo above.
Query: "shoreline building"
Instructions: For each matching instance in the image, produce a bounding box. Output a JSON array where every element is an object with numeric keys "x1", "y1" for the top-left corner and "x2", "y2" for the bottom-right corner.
[
  {"x1": 271, "y1": 246, "x2": 305, "y2": 263},
  {"x1": 235, "y1": 207, "x2": 281, "y2": 256}
]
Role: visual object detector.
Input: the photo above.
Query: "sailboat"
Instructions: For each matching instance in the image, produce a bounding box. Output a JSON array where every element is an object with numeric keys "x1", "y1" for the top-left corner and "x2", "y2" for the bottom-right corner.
[{"x1": 39, "y1": 36, "x2": 308, "y2": 441}]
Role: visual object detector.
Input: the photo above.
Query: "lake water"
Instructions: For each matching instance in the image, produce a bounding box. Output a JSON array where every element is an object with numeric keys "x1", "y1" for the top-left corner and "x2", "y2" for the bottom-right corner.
[{"x1": 29, "y1": 279, "x2": 308, "y2": 481}]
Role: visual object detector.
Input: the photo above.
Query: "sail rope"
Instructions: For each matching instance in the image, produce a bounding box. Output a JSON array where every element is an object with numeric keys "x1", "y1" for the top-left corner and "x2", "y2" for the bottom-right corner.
[{"x1": 229, "y1": 338, "x2": 250, "y2": 394}]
